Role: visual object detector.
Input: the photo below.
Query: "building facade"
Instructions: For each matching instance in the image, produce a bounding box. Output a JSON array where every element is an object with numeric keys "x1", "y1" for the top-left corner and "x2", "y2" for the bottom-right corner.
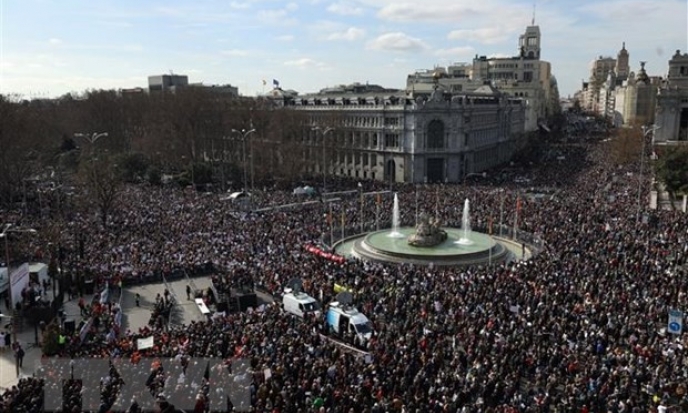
[
  {"x1": 271, "y1": 83, "x2": 526, "y2": 184},
  {"x1": 148, "y1": 74, "x2": 189, "y2": 92},
  {"x1": 654, "y1": 50, "x2": 688, "y2": 144},
  {"x1": 407, "y1": 24, "x2": 559, "y2": 132}
]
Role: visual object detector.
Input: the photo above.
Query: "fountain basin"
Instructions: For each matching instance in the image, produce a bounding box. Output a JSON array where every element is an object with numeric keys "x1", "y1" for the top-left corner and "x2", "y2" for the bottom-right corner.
[{"x1": 337, "y1": 227, "x2": 511, "y2": 267}]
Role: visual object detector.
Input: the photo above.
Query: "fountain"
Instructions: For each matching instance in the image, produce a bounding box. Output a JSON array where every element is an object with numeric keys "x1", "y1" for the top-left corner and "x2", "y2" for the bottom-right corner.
[
  {"x1": 335, "y1": 197, "x2": 516, "y2": 267},
  {"x1": 387, "y1": 193, "x2": 405, "y2": 238},
  {"x1": 455, "y1": 199, "x2": 474, "y2": 245}
]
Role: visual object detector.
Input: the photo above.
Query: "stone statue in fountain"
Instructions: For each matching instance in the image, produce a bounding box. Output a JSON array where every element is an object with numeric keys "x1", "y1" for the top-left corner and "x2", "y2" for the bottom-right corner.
[{"x1": 408, "y1": 212, "x2": 448, "y2": 247}]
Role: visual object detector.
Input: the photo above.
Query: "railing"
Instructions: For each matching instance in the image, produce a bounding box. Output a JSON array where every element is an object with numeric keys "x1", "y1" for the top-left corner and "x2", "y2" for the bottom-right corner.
[{"x1": 319, "y1": 222, "x2": 545, "y2": 258}]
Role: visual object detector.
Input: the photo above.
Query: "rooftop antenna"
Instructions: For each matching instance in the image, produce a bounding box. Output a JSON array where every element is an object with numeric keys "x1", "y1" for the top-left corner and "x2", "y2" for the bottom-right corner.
[{"x1": 531, "y1": 1, "x2": 536, "y2": 25}]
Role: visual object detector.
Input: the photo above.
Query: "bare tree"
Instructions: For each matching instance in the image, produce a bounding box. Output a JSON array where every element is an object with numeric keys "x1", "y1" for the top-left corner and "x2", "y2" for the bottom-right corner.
[{"x1": 80, "y1": 156, "x2": 122, "y2": 225}]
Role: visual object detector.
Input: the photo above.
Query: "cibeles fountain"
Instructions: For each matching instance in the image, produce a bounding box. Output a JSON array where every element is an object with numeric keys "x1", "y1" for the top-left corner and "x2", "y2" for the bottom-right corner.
[{"x1": 335, "y1": 195, "x2": 515, "y2": 267}]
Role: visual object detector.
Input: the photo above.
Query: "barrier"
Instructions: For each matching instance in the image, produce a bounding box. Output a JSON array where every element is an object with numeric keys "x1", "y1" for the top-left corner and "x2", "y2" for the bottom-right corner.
[{"x1": 195, "y1": 298, "x2": 211, "y2": 315}]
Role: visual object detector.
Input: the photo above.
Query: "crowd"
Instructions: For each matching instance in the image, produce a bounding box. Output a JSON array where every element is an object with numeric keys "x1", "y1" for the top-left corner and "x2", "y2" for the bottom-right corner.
[{"x1": 1, "y1": 134, "x2": 687, "y2": 412}]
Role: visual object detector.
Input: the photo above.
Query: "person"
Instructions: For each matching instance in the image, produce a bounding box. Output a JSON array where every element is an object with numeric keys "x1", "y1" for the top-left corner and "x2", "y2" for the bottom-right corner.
[
  {"x1": 186, "y1": 285, "x2": 192, "y2": 301},
  {"x1": 135, "y1": 293, "x2": 141, "y2": 307},
  {"x1": 78, "y1": 297, "x2": 86, "y2": 316},
  {"x1": 15, "y1": 344, "x2": 24, "y2": 368}
]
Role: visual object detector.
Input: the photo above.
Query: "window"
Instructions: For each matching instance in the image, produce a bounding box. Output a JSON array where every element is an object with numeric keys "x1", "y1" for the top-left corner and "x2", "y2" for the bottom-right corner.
[
  {"x1": 527, "y1": 37, "x2": 537, "y2": 46},
  {"x1": 427, "y1": 120, "x2": 445, "y2": 149}
]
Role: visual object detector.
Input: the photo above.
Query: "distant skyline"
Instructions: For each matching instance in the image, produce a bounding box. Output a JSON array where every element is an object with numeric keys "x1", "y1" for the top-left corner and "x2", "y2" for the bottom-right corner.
[{"x1": 1, "y1": 0, "x2": 686, "y2": 99}]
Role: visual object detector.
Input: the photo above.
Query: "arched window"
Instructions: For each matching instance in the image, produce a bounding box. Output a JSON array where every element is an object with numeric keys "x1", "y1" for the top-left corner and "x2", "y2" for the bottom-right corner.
[{"x1": 427, "y1": 120, "x2": 445, "y2": 149}]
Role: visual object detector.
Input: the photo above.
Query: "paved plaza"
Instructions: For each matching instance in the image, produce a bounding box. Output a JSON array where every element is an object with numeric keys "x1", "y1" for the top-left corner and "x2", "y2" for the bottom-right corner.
[{"x1": 0, "y1": 276, "x2": 214, "y2": 391}]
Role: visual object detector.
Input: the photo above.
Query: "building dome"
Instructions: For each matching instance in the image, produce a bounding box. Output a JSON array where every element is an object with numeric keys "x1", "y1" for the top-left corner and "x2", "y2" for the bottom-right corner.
[{"x1": 636, "y1": 61, "x2": 649, "y2": 83}]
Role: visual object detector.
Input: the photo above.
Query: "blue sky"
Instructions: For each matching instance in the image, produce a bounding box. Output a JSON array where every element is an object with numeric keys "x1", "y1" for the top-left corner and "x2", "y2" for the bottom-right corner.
[{"x1": 1, "y1": 0, "x2": 686, "y2": 99}]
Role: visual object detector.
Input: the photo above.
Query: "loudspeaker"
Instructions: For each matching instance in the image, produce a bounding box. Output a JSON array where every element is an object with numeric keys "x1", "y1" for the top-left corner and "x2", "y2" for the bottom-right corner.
[
  {"x1": 84, "y1": 280, "x2": 95, "y2": 295},
  {"x1": 237, "y1": 294, "x2": 257, "y2": 311},
  {"x1": 64, "y1": 319, "x2": 76, "y2": 334}
]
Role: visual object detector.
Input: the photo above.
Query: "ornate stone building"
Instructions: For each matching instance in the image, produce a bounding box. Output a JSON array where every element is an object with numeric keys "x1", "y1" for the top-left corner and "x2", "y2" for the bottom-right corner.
[
  {"x1": 654, "y1": 50, "x2": 688, "y2": 144},
  {"x1": 270, "y1": 82, "x2": 526, "y2": 184},
  {"x1": 406, "y1": 24, "x2": 559, "y2": 133}
]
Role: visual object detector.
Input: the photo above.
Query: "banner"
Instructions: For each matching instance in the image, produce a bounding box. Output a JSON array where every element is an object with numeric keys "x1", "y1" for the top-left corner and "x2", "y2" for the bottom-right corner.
[
  {"x1": 668, "y1": 309, "x2": 683, "y2": 335},
  {"x1": 80, "y1": 317, "x2": 94, "y2": 343},
  {"x1": 137, "y1": 336, "x2": 155, "y2": 350}
]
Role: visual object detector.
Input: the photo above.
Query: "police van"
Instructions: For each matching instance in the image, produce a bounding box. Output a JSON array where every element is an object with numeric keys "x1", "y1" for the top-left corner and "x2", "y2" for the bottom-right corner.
[
  {"x1": 325, "y1": 292, "x2": 373, "y2": 345},
  {"x1": 282, "y1": 288, "x2": 321, "y2": 319}
]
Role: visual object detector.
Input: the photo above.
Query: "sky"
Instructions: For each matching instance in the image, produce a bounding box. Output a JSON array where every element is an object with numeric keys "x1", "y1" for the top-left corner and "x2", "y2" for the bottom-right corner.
[{"x1": 0, "y1": 0, "x2": 686, "y2": 99}]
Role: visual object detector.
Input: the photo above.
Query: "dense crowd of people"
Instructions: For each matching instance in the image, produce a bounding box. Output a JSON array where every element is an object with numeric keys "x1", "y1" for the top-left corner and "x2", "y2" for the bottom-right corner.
[{"x1": 1, "y1": 134, "x2": 688, "y2": 412}]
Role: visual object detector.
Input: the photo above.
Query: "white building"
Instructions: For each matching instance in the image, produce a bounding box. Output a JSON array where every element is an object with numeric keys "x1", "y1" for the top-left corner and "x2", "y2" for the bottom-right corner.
[{"x1": 408, "y1": 24, "x2": 559, "y2": 132}]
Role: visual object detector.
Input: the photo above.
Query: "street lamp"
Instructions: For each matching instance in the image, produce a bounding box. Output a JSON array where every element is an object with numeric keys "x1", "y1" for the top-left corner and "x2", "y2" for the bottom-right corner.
[
  {"x1": 1, "y1": 224, "x2": 37, "y2": 377},
  {"x1": 636, "y1": 125, "x2": 660, "y2": 225},
  {"x1": 312, "y1": 126, "x2": 335, "y2": 192},
  {"x1": 231, "y1": 128, "x2": 256, "y2": 191},
  {"x1": 74, "y1": 132, "x2": 109, "y2": 144}
]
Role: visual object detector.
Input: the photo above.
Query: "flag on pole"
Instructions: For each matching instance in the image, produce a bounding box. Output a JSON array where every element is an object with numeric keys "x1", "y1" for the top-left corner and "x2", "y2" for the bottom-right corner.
[
  {"x1": 262, "y1": 79, "x2": 266, "y2": 86},
  {"x1": 376, "y1": 193, "x2": 381, "y2": 205},
  {"x1": 341, "y1": 211, "x2": 345, "y2": 227},
  {"x1": 516, "y1": 196, "x2": 522, "y2": 213},
  {"x1": 273, "y1": 79, "x2": 280, "y2": 87},
  {"x1": 488, "y1": 217, "x2": 493, "y2": 235},
  {"x1": 327, "y1": 212, "x2": 332, "y2": 225}
]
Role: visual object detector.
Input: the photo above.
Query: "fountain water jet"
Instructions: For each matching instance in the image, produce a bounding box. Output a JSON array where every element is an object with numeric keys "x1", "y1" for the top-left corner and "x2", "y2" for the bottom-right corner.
[
  {"x1": 455, "y1": 199, "x2": 473, "y2": 245},
  {"x1": 387, "y1": 193, "x2": 405, "y2": 238}
]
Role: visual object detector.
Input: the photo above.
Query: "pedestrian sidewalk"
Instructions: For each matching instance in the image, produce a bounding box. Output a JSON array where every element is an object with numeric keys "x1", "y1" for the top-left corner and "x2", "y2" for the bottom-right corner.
[{"x1": 0, "y1": 292, "x2": 97, "y2": 391}]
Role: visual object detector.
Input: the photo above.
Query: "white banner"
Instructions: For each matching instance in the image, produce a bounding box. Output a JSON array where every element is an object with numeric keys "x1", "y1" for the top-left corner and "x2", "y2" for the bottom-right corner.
[
  {"x1": 10, "y1": 263, "x2": 30, "y2": 308},
  {"x1": 668, "y1": 309, "x2": 683, "y2": 335},
  {"x1": 80, "y1": 318, "x2": 94, "y2": 343},
  {"x1": 137, "y1": 336, "x2": 154, "y2": 350}
]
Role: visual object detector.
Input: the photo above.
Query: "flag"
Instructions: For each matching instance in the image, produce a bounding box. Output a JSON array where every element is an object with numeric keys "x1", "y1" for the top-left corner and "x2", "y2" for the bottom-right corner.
[
  {"x1": 327, "y1": 213, "x2": 332, "y2": 225},
  {"x1": 488, "y1": 217, "x2": 493, "y2": 235},
  {"x1": 376, "y1": 193, "x2": 381, "y2": 205},
  {"x1": 341, "y1": 211, "x2": 345, "y2": 227},
  {"x1": 273, "y1": 79, "x2": 279, "y2": 87},
  {"x1": 262, "y1": 79, "x2": 266, "y2": 86},
  {"x1": 516, "y1": 196, "x2": 522, "y2": 213}
]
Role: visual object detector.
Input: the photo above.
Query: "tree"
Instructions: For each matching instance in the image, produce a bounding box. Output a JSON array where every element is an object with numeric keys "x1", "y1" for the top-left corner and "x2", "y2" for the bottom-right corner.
[
  {"x1": 654, "y1": 145, "x2": 688, "y2": 199},
  {"x1": 80, "y1": 156, "x2": 122, "y2": 225},
  {"x1": 606, "y1": 126, "x2": 643, "y2": 165}
]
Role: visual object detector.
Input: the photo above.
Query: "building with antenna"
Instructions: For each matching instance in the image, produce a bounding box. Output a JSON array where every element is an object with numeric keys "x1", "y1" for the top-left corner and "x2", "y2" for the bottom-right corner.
[{"x1": 406, "y1": 20, "x2": 559, "y2": 132}]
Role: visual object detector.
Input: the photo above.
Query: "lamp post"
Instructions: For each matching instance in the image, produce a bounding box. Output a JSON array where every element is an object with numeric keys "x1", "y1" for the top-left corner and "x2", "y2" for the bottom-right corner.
[
  {"x1": 232, "y1": 128, "x2": 256, "y2": 192},
  {"x1": 74, "y1": 132, "x2": 109, "y2": 158},
  {"x1": 636, "y1": 125, "x2": 660, "y2": 225},
  {"x1": 1, "y1": 224, "x2": 37, "y2": 377},
  {"x1": 312, "y1": 126, "x2": 335, "y2": 192}
]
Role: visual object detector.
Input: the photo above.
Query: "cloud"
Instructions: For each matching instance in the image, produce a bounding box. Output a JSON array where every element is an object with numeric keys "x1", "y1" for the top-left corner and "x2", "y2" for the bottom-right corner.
[
  {"x1": 48, "y1": 38, "x2": 62, "y2": 45},
  {"x1": 327, "y1": 27, "x2": 365, "y2": 41},
  {"x1": 276, "y1": 35, "x2": 295, "y2": 41},
  {"x1": 285, "y1": 2, "x2": 299, "y2": 11},
  {"x1": 377, "y1": 2, "x2": 481, "y2": 22},
  {"x1": 222, "y1": 49, "x2": 250, "y2": 56},
  {"x1": 257, "y1": 8, "x2": 298, "y2": 25},
  {"x1": 447, "y1": 28, "x2": 510, "y2": 45},
  {"x1": 327, "y1": 1, "x2": 364, "y2": 16},
  {"x1": 434, "y1": 46, "x2": 475, "y2": 58},
  {"x1": 366, "y1": 32, "x2": 428, "y2": 52},
  {"x1": 229, "y1": 1, "x2": 251, "y2": 9},
  {"x1": 284, "y1": 58, "x2": 328, "y2": 69},
  {"x1": 487, "y1": 53, "x2": 511, "y2": 59}
]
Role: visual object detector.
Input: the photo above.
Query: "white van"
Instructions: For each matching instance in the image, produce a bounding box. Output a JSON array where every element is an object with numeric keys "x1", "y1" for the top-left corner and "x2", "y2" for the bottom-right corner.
[
  {"x1": 326, "y1": 302, "x2": 373, "y2": 345},
  {"x1": 282, "y1": 288, "x2": 322, "y2": 319}
]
